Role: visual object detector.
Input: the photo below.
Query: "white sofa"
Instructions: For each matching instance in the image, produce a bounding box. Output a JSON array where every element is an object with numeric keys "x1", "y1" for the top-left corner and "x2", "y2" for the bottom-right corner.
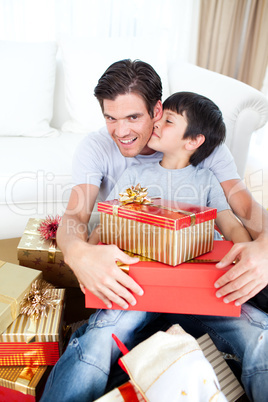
[{"x1": 1, "y1": 39, "x2": 268, "y2": 240}]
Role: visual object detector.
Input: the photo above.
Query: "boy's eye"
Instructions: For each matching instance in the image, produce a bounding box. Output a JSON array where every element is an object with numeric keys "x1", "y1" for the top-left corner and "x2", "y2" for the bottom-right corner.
[{"x1": 166, "y1": 119, "x2": 172, "y2": 124}]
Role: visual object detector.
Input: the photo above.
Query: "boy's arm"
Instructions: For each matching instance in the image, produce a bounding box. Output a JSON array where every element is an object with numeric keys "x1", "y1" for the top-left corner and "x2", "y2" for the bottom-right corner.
[
  {"x1": 215, "y1": 210, "x2": 251, "y2": 243},
  {"x1": 214, "y1": 179, "x2": 268, "y2": 305},
  {"x1": 56, "y1": 183, "x2": 143, "y2": 309}
]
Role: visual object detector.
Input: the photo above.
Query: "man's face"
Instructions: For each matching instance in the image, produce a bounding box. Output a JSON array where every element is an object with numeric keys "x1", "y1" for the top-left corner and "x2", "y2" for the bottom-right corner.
[{"x1": 103, "y1": 93, "x2": 162, "y2": 157}]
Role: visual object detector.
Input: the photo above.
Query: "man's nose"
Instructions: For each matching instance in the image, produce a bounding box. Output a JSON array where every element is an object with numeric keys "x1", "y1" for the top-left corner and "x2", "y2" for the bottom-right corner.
[{"x1": 115, "y1": 120, "x2": 131, "y2": 137}]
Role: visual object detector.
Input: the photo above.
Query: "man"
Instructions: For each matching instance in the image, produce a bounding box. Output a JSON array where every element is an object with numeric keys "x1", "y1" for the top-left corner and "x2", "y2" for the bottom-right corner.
[
  {"x1": 40, "y1": 60, "x2": 268, "y2": 401},
  {"x1": 39, "y1": 60, "x2": 268, "y2": 402},
  {"x1": 58, "y1": 59, "x2": 268, "y2": 311}
]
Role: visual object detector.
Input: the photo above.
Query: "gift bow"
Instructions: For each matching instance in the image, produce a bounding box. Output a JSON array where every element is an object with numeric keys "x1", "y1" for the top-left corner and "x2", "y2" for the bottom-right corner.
[
  {"x1": 20, "y1": 279, "x2": 60, "y2": 342},
  {"x1": 119, "y1": 184, "x2": 151, "y2": 205}
]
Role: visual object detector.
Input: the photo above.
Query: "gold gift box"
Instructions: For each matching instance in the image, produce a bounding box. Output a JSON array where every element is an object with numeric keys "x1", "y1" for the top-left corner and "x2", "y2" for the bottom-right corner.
[
  {"x1": 98, "y1": 199, "x2": 217, "y2": 266},
  {"x1": 0, "y1": 289, "x2": 65, "y2": 343},
  {"x1": 0, "y1": 261, "x2": 42, "y2": 335},
  {"x1": 17, "y1": 218, "x2": 78, "y2": 287},
  {"x1": 0, "y1": 289, "x2": 65, "y2": 366},
  {"x1": 0, "y1": 365, "x2": 50, "y2": 399}
]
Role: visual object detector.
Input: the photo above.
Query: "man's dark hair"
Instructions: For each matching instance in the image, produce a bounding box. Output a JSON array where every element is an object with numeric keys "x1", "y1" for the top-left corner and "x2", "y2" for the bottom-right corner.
[
  {"x1": 163, "y1": 92, "x2": 226, "y2": 166},
  {"x1": 94, "y1": 59, "x2": 162, "y2": 118}
]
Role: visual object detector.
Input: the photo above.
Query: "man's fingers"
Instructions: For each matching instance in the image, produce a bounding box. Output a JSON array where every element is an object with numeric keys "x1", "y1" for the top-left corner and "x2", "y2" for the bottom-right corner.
[
  {"x1": 214, "y1": 260, "x2": 244, "y2": 290},
  {"x1": 232, "y1": 284, "x2": 265, "y2": 306},
  {"x1": 92, "y1": 289, "x2": 113, "y2": 309},
  {"x1": 115, "y1": 249, "x2": 140, "y2": 265},
  {"x1": 216, "y1": 243, "x2": 243, "y2": 269}
]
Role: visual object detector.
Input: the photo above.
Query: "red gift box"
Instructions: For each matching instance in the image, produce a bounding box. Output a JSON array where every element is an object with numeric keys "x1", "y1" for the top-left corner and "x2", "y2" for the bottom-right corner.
[
  {"x1": 85, "y1": 241, "x2": 241, "y2": 317},
  {"x1": 98, "y1": 199, "x2": 217, "y2": 266},
  {"x1": 0, "y1": 289, "x2": 65, "y2": 366}
]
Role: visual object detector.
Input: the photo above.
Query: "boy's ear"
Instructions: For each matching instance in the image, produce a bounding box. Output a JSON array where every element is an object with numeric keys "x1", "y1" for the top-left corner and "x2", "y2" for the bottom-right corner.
[
  {"x1": 153, "y1": 100, "x2": 163, "y2": 121},
  {"x1": 185, "y1": 134, "x2": 205, "y2": 151}
]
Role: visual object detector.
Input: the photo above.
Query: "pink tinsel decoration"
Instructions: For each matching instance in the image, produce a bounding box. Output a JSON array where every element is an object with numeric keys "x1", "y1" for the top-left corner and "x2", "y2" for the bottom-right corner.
[{"x1": 38, "y1": 215, "x2": 62, "y2": 241}]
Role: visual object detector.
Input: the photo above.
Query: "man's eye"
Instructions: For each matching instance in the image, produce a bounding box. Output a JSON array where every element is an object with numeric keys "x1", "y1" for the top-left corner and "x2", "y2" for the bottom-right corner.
[{"x1": 130, "y1": 115, "x2": 138, "y2": 120}]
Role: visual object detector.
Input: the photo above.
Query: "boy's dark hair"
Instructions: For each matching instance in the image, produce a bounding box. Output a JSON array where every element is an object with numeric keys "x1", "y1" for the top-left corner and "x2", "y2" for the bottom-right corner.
[
  {"x1": 94, "y1": 59, "x2": 162, "y2": 118},
  {"x1": 163, "y1": 92, "x2": 226, "y2": 166}
]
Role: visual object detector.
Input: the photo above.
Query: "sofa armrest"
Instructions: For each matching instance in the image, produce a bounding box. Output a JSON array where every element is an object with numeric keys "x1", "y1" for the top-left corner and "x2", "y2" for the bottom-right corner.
[{"x1": 168, "y1": 61, "x2": 268, "y2": 178}]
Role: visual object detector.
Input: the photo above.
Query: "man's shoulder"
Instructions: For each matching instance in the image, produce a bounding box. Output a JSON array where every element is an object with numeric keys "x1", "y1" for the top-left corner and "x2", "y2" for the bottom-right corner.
[
  {"x1": 81, "y1": 126, "x2": 113, "y2": 146},
  {"x1": 76, "y1": 126, "x2": 121, "y2": 156}
]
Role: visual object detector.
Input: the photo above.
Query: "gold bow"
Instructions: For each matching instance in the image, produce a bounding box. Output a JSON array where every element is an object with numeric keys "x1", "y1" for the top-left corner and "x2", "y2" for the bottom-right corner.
[{"x1": 119, "y1": 184, "x2": 151, "y2": 205}]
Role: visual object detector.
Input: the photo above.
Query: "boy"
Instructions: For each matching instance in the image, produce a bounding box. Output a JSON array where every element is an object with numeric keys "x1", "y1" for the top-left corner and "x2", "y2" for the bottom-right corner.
[{"x1": 106, "y1": 92, "x2": 251, "y2": 244}]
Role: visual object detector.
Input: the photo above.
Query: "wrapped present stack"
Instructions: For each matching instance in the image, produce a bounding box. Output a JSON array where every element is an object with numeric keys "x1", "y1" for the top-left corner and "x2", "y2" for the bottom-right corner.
[
  {"x1": 0, "y1": 260, "x2": 66, "y2": 401},
  {"x1": 17, "y1": 217, "x2": 79, "y2": 287},
  {"x1": 85, "y1": 185, "x2": 241, "y2": 317}
]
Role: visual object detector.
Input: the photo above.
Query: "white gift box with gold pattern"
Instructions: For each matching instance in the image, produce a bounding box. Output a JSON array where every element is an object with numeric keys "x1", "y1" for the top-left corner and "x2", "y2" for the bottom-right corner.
[{"x1": 98, "y1": 199, "x2": 217, "y2": 266}]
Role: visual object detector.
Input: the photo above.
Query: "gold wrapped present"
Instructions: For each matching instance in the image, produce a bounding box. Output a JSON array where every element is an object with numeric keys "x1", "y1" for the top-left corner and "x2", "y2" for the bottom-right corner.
[
  {"x1": 17, "y1": 218, "x2": 78, "y2": 287},
  {"x1": 0, "y1": 261, "x2": 42, "y2": 335},
  {"x1": 0, "y1": 288, "x2": 65, "y2": 366},
  {"x1": 0, "y1": 365, "x2": 50, "y2": 401},
  {"x1": 98, "y1": 198, "x2": 217, "y2": 266}
]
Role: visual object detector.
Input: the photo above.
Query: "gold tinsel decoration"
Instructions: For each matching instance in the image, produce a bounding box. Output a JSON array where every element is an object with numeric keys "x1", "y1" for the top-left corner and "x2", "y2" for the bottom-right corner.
[
  {"x1": 20, "y1": 279, "x2": 60, "y2": 320},
  {"x1": 119, "y1": 183, "x2": 151, "y2": 205}
]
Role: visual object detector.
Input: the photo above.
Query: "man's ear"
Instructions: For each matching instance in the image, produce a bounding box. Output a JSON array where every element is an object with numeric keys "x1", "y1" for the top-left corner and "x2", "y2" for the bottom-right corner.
[
  {"x1": 153, "y1": 100, "x2": 163, "y2": 121},
  {"x1": 185, "y1": 134, "x2": 205, "y2": 151}
]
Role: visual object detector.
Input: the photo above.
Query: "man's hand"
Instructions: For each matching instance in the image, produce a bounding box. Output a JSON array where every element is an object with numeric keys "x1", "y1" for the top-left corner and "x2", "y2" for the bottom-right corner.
[
  {"x1": 66, "y1": 241, "x2": 144, "y2": 309},
  {"x1": 214, "y1": 238, "x2": 268, "y2": 305}
]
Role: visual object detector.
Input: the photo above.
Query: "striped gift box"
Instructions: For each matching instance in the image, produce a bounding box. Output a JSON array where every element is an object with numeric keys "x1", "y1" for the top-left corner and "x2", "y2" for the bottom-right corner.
[
  {"x1": 0, "y1": 289, "x2": 65, "y2": 366},
  {"x1": 98, "y1": 199, "x2": 217, "y2": 266},
  {"x1": 0, "y1": 365, "x2": 50, "y2": 401}
]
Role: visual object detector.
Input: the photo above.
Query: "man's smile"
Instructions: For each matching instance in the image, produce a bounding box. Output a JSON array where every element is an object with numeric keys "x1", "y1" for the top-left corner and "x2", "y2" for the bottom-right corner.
[{"x1": 118, "y1": 137, "x2": 138, "y2": 144}]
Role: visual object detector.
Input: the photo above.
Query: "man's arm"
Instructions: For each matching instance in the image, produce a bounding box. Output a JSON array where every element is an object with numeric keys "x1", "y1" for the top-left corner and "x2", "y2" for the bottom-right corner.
[
  {"x1": 216, "y1": 209, "x2": 251, "y2": 244},
  {"x1": 214, "y1": 179, "x2": 268, "y2": 305},
  {"x1": 57, "y1": 183, "x2": 144, "y2": 309}
]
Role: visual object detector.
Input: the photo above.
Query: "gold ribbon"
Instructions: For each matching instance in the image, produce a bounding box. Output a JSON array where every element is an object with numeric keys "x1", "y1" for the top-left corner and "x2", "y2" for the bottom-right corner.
[
  {"x1": 23, "y1": 229, "x2": 57, "y2": 263},
  {"x1": 0, "y1": 294, "x2": 17, "y2": 320},
  {"x1": 15, "y1": 366, "x2": 37, "y2": 394},
  {"x1": 113, "y1": 205, "x2": 119, "y2": 216},
  {"x1": 48, "y1": 239, "x2": 57, "y2": 263},
  {"x1": 24, "y1": 229, "x2": 39, "y2": 236}
]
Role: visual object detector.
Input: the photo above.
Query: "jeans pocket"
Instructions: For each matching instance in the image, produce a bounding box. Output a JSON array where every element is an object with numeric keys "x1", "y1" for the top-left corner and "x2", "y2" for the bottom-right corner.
[{"x1": 241, "y1": 303, "x2": 268, "y2": 329}]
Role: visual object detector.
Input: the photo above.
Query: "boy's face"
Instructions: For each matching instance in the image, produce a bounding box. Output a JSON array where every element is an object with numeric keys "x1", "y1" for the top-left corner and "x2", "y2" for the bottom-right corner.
[
  {"x1": 148, "y1": 109, "x2": 188, "y2": 155},
  {"x1": 103, "y1": 93, "x2": 162, "y2": 157}
]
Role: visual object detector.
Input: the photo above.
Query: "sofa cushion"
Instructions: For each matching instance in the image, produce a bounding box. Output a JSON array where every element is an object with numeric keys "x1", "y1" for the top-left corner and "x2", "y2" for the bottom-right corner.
[
  {"x1": 0, "y1": 41, "x2": 58, "y2": 137},
  {"x1": 60, "y1": 36, "x2": 170, "y2": 134}
]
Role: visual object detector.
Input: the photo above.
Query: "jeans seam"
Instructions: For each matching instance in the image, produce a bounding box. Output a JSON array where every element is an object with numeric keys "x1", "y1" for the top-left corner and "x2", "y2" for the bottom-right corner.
[
  {"x1": 185, "y1": 315, "x2": 242, "y2": 363},
  {"x1": 88, "y1": 309, "x2": 125, "y2": 329},
  {"x1": 72, "y1": 338, "x2": 110, "y2": 375}
]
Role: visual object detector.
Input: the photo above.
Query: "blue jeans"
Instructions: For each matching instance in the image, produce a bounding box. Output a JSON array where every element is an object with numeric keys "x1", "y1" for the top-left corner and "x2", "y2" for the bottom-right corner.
[{"x1": 41, "y1": 304, "x2": 268, "y2": 402}]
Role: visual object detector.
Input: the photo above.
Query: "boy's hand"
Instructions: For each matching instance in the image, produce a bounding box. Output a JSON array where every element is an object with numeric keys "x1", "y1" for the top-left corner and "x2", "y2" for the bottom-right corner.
[{"x1": 214, "y1": 239, "x2": 268, "y2": 305}]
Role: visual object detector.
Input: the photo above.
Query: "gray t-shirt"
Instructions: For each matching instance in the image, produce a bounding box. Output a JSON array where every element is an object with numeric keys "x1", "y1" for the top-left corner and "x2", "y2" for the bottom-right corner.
[
  {"x1": 107, "y1": 163, "x2": 230, "y2": 240},
  {"x1": 107, "y1": 162, "x2": 230, "y2": 211},
  {"x1": 72, "y1": 127, "x2": 240, "y2": 202}
]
